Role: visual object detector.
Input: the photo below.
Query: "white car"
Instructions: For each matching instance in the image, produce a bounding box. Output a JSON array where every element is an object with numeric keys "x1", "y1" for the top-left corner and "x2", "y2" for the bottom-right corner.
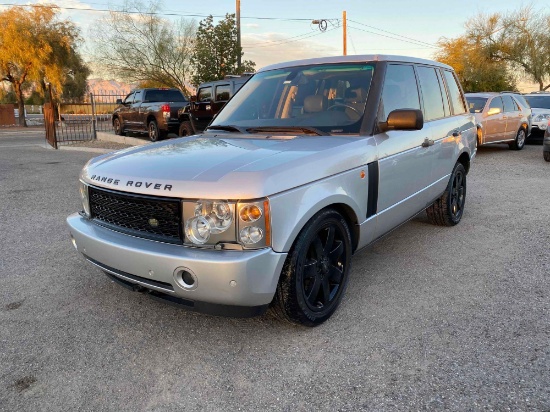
[{"x1": 524, "y1": 94, "x2": 550, "y2": 143}]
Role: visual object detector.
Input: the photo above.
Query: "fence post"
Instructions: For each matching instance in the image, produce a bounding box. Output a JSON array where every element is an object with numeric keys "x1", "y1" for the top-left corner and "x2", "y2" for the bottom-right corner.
[{"x1": 90, "y1": 92, "x2": 97, "y2": 140}]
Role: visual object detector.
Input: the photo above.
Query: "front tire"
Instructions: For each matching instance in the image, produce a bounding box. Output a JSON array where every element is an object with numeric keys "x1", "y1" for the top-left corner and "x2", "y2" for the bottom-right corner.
[
  {"x1": 271, "y1": 209, "x2": 352, "y2": 327},
  {"x1": 544, "y1": 151, "x2": 550, "y2": 162},
  {"x1": 509, "y1": 128, "x2": 526, "y2": 150},
  {"x1": 113, "y1": 117, "x2": 123, "y2": 135},
  {"x1": 426, "y1": 162, "x2": 467, "y2": 226}
]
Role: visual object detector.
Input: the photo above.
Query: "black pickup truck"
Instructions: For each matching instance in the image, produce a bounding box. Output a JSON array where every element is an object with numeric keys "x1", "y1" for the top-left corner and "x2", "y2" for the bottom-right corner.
[
  {"x1": 178, "y1": 75, "x2": 250, "y2": 136},
  {"x1": 112, "y1": 88, "x2": 189, "y2": 141}
]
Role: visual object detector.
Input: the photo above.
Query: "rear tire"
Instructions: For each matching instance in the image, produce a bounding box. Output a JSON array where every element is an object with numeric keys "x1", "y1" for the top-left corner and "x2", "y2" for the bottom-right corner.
[
  {"x1": 426, "y1": 162, "x2": 467, "y2": 226},
  {"x1": 544, "y1": 151, "x2": 550, "y2": 162},
  {"x1": 509, "y1": 128, "x2": 526, "y2": 150},
  {"x1": 271, "y1": 209, "x2": 352, "y2": 327},
  {"x1": 178, "y1": 121, "x2": 194, "y2": 137},
  {"x1": 148, "y1": 120, "x2": 163, "y2": 142}
]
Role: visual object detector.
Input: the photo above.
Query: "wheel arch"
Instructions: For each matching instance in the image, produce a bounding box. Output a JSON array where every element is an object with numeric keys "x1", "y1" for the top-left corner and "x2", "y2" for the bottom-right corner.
[
  {"x1": 457, "y1": 151, "x2": 470, "y2": 174},
  {"x1": 146, "y1": 114, "x2": 157, "y2": 125}
]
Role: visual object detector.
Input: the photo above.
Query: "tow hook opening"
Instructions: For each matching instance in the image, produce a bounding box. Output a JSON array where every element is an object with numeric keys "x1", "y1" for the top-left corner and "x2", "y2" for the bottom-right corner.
[{"x1": 174, "y1": 267, "x2": 198, "y2": 290}]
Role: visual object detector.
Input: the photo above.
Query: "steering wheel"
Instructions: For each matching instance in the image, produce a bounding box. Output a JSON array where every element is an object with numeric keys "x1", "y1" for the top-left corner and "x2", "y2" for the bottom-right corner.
[{"x1": 327, "y1": 103, "x2": 360, "y2": 115}]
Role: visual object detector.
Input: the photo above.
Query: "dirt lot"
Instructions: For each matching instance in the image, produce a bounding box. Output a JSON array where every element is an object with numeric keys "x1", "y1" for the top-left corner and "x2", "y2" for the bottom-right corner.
[{"x1": 0, "y1": 136, "x2": 549, "y2": 411}]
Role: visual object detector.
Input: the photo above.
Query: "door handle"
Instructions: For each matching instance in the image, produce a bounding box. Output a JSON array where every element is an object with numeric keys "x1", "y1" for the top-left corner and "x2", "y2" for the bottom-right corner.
[
  {"x1": 421, "y1": 138, "x2": 434, "y2": 147},
  {"x1": 452, "y1": 129, "x2": 461, "y2": 137}
]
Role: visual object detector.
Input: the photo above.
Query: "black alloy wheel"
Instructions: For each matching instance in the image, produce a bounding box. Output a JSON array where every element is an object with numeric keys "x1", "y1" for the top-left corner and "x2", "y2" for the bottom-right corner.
[
  {"x1": 148, "y1": 120, "x2": 160, "y2": 142},
  {"x1": 449, "y1": 166, "x2": 466, "y2": 222},
  {"x1": 271, "y1": 209, "x2": 352, "y2": 326},
  {"x1": 426, "y1": 162, "x2": 467, "y2": 226}
]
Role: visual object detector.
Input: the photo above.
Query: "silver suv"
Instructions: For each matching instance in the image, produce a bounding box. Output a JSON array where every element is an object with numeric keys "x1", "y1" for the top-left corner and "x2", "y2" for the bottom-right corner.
[{"x1": 68, "y1": 55, "x2": 476, "y2": 326}]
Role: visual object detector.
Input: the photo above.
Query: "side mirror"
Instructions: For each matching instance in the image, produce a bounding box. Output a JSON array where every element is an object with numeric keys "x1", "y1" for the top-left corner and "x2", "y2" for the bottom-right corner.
[
  {"x1": 116, "y1": 98, "x2": 123, "y2": 105},
  {"x1": 487, "y1": 107, "x2": 501, "y2": 116},
  {"x1": 190, "y1": 96, "x2": 197, "y2": 102},
  {"x1": 379, "y1": 109, "x2": 424, "y2": 133}
]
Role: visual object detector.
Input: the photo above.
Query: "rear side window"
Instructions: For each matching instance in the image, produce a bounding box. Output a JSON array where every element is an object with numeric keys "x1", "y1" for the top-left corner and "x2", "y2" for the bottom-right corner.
[
  {"x1": 380, "y1": 64, "x2": 420, "y2": 121},
  {"x1": 466, "y1": 97, "x2": 488, "y2": 113},
  {"x1": 502, "y1": 95, "x2": 518, "y2": 112},
  {"x1": 417, "y1": 66, "x2": 445, "y2": 121},
  {"x1": 442, "y1": 71, "x2": 467, "y2": 115},
  {"x1": 215, "y1": 85, "x2": 230, "y2": 101},
  {"x1": 198, "y1": 87, "x2": 212, "y2": 102}
]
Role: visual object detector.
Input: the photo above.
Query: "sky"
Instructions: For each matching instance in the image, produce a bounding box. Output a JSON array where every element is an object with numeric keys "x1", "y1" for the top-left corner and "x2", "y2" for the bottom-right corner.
[{"x1": 2, "y1": 0, "x2": 549, "y2": 72}]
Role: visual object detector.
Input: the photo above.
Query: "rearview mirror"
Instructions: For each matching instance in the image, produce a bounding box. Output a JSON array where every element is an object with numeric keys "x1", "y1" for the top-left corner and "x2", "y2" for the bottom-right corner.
[
  {"x1": 116, "y1": 98, "x2": 123, "y2": 105},
  {"x1": 379, "y1": 109, "x2": 424, "y2": 133},
  {"x1": 487, "y1": 107, "x2": 501, "y2": 116}
]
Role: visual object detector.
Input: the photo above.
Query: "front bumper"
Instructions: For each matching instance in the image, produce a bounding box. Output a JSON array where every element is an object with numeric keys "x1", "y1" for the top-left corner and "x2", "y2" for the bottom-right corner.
[{"x1": 67, "y1": 213, "x2": 287, "y2": 316}]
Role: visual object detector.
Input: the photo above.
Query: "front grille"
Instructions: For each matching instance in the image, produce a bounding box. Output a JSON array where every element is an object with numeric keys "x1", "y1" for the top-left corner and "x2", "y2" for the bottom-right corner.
[{"x1": 89, "y1": 186, "x2": 182, "y2": 244}]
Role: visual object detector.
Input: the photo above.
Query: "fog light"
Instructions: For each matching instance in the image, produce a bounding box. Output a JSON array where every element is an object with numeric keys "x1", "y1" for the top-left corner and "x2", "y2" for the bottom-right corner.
[{"x1": 239, "y1": 226, "x2": 264, "y2": 244}]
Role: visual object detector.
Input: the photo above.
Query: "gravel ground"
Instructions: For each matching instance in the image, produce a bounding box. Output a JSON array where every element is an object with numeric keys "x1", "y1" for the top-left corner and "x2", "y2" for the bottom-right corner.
[{"x1": 0, "y1": 142, "x2": 549, "y2": 411}]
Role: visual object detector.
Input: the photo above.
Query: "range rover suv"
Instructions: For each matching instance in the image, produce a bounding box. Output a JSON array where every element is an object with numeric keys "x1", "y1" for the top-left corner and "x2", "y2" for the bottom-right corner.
[{"x1": 68, "y1": 55, "x2": 476, "y2": 326}]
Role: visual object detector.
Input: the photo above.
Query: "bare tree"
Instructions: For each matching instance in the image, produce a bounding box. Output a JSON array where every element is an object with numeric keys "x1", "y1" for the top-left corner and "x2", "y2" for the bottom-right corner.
[{"x1": 91, "y1": 0, "x2": 196, "y2": 94}]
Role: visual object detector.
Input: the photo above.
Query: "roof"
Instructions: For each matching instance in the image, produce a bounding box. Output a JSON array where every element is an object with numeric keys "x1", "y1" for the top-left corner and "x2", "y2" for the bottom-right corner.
[
  {"x1": 465, "y1": 93, "x2": 499, "y2": 98},
  {"x1": 258, "y1": 54, "x2": 454, "y2": 73}
]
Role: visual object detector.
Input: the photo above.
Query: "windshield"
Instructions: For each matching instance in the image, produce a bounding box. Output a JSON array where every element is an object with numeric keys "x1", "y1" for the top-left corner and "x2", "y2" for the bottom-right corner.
[
  {"x1": 524, "y1": 95, "x2": 550, "y2": 109},
  {"x1": 211, "y1": 63, "x2": 375, "y2": 134},
  {"x1": 466, "y1": 97, "x2": 488, "y2": 113}
]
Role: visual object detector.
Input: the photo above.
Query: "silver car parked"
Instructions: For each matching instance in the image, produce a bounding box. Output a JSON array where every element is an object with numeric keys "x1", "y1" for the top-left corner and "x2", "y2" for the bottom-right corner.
[{"x1": 68, "y1": 55, "x2": 476, "y2": 326}]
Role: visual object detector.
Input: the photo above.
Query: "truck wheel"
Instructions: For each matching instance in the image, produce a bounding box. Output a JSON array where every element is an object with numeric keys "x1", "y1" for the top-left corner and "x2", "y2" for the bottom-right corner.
[
  {"x1": 113, "y1": 117, "x2": 123, "y2": 135},
  {"x1": 148, "y1": 120, "x2": 163, "y2": 142},
  {"x1": 271, "y1": 209, "x2": 352, "y2": 327},
  {"x1": 178, "y1": 122, "x2": 193, "y2": 137},
  {"x1": 508, "y1": 128, "x2": 526, "y2": 150},
  {"x1": 426, "y1": 162, "x2": 467, "y2": 226}
]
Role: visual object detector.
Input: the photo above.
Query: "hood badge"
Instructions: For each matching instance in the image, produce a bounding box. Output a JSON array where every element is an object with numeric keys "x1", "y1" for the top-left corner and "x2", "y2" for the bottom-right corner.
[{"x1": 148, "y1": 218, "x2": 159, "y2": 228}]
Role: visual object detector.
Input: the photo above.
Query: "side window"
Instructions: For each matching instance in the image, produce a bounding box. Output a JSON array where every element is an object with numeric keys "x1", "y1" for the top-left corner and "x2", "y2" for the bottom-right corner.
[
  {"x1": 489, "y1": 97, "x2": 504, "y2": 112},
  {"x1": 502, "y1": 95, "x2": 517, "y2": 113},
  {"x1": 123, "y1": 92, "x2": 134, "y2": 105},
  {"x1": 442, "y1": 70, "x2": 467, "y2": 115},
  {"x1": 198, "y1": 87, "x2": 212, "y2": 102},
  {"x1": 417, "y1": 66, "x2": 445, "y2": 121},
  {"x1": 133, "y1": 90, "x2": 143, "y2": 104},
  {"x1": 215, "y1": 85, "x2": 230, "y2": 101},
  {"x1": 436, "y1": 69, "x2": 451, "y2": 117},
  {"x1": 380, "y1": 64, "x2": 420, "y2": 121}
]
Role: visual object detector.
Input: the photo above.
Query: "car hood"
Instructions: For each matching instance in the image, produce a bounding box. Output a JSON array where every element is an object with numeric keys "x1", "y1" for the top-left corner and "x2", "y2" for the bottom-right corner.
[{"x1": 82, "y1": 133, "x2": 376, "y2": 199}]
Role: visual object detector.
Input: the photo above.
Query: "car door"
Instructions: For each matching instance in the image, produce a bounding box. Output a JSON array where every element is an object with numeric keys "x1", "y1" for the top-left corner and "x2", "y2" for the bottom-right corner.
[
  {"x1": 484, "y1": 97, "x2": 506, "y2": 142},
  {"x1": 374, "y1": 64, "x2": 434, "y2": 238},
  {"x1": 193, "y1": 86, "x2": 213, "y2": 131},
  {"x1": 502, "y1": 95, "x2": 521, "y2": 140},
  {"x1": 128, "y1": 90, "x2": 144, "y2": 130},
  {"x1": 118, "y1": 92, "x2": 135, "y2": 128}
]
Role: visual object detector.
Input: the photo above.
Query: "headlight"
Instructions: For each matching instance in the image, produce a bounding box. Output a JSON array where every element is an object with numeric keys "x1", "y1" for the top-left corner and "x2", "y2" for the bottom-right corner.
[
  {"x1": 79, "y1": 181, "x2": 91, "y2": 217},
  {"x1": 183, "y1": 200, "x2": 235, "y2": 245},
  {"x1": 534, "y1": 114, "x2": 550, "y2": 122},
  {"x1": 182, "y1": 198, "x2": 271, "y2": 249}
]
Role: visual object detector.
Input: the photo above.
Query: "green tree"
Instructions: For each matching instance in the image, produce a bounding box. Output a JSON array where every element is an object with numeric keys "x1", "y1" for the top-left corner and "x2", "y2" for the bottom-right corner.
[
  {"x1": 435, "y1": 35, "x2": 516, "y2": 92},
  {"x1": 0, "y1": 5, "x2": 86, "y2": 126},
  {"x1": 92, "y1": 0, "x2": 196, "y2": 95},
  {"x1": 192, "y1": 14, "x2": 256, "y2": 85},
  {"x1": 61, "y1": 51, "x2": 91, "y2": 103}
]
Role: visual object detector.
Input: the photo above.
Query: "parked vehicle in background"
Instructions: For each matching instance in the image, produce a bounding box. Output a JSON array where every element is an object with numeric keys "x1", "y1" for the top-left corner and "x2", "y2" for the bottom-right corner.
[
  {"x1": 543, "y1": 126, "x2": 550, "y2": 162},
  {"x1": 178, "y1": 75, "x2": 251, "y2": 136},
  {"x1": 68, "y1": 55, "x2": 476, "y2": 326},
  {"x1": 523, "y1": 93, "x2": 550, "y2": 143},
  {"x1": 465, "y1": 92, "x2": 529, "y2": 150},
  {"x1": 112, "y1": 88, "x2": 188, "y2": 142},
  {"x1": 503, "y1": 92, "x2": 532, "y2": 134}
]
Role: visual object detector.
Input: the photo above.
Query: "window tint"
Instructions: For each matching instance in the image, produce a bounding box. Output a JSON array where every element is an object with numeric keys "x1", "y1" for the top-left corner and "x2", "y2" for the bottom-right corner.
[
  {"x1": 215, "y1": 85, "x2": 230, "y2": 101},
  {"x1": 436, "y1": 69, "x2": 450, "y2": 117},
  {"x1": 442, "y1": 70, "x2": 466, "y2": 115},
  {"x1": 489, "y1": 97, "x2": 504, "y2": 111},
  {"x1": 145, "y1": 89, "x2": 186, "y2": 102},
  {"x1": 466, "y1": 97, "x2": 488, "y2": 113},
  {"x1": 380, "y1": 64, "x2": 420, "y2": 121},
  {"x1": 524, "y1": 95, "x2": 550, "y2": 109},
  {"x1": 502, "y1": 95, "x2": 517, "y2": 112},
  {"x1": 198, "y1": 87, "x2": 212, "y2": 102},
  {"x1": 123, "y1": 92, "x2": 134, "y2": 104},
  {"x1": 417, "y1": 66, "x2": 445, "y2": 121},
  {"x1": 133, "y1": 90, "x2": 143, "y2": 103}
]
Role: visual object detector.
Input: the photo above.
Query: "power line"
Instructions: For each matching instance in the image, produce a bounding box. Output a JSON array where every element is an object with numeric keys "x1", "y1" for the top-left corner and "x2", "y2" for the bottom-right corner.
[
  {"x1": 348, "y1": 19, "x2": 438, "y2": 49},
  {"x1": 347, "y1": 24, "x2": 439, "y2": 49},
  {"x1": 243, "y1": 26, "x2": 340, "y2": 49}
]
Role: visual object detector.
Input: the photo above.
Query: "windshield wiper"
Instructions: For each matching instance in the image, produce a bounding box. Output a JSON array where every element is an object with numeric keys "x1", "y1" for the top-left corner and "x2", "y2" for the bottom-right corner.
[
  {"x1": 246, "y1": 126, "x2": 328, "y2": 136},
  {"x1": 206, "y1": 125, "x2": 248, "y2": 133}
]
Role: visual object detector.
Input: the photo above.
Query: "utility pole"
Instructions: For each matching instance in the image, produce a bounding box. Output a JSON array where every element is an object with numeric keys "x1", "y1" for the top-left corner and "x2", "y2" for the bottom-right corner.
[
  {"x1": 343, "y1": 10, "x2": 347, "y2": 56},
  {"x1": 236, "y1": 0, "x2": 241, "y2": 71}
]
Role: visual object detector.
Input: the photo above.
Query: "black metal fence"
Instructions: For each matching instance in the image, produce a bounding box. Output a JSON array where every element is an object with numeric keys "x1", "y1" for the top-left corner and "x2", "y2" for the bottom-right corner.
[{"x1": 45, "y1": 92, "x2": 125, "y2": 147}]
